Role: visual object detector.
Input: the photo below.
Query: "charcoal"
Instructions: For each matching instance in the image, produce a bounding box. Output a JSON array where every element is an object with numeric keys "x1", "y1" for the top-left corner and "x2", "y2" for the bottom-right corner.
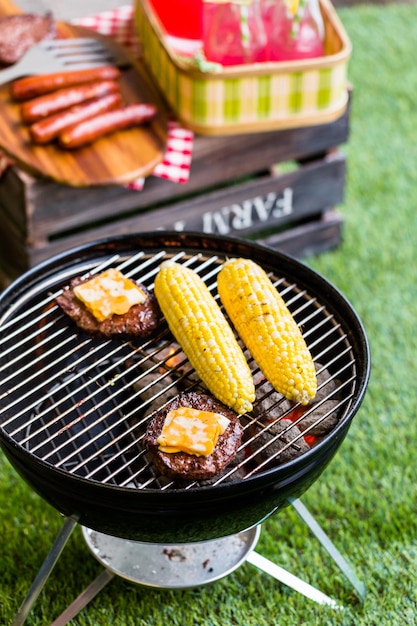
[
  {"x1": 253, "y1": 362, "x2": 342, "y2": 438},
  {"x1": 250, "y1": 418, "x2": 310, "y2": 466},
  {"x1": 133, "y1": 369, "x2": 180, "y2": 416}
]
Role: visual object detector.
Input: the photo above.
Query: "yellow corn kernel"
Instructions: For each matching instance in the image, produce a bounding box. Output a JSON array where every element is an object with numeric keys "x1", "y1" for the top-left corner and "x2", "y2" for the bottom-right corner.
[
  {"x1": 217, "y1": 258, "x2": 317, "y2": 405},
  {"x1": 154, "y1": 260, "x2": 255, "y2": 414}
]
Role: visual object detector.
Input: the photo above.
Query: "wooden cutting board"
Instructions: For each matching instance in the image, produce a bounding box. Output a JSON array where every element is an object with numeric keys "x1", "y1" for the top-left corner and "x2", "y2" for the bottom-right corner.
[{"x1": 0, "y1": 2, "x2": 168, "y2": 187}]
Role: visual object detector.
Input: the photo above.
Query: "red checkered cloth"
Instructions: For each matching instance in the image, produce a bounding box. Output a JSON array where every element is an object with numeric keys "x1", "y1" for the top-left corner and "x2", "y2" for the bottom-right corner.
[
  {"x1": 0, "y1": 5, "x2": 194, "y2": 188},
  {"x1": 72, "y1": 4, "x2": 141, "y2": 57},
  {"x1": 72, "y1": 5, "x2": 194, "y2": 190}
]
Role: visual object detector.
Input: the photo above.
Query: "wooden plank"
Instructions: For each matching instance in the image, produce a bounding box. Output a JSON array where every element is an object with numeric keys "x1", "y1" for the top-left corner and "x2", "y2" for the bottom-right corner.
[
  {"x1": 0, "y1": 87, "x2": 351, "y2": 282},
  {"x1": 0, "y1": 268, "x2": 10, "y2": 291},
  {"x1": 19, "y1": 210, "x2": 343, "y2": 277},
  {"x1": 0, "y1": 202, "x2": 29, "y2": 278},
  {"x1": 20, "y1": 146, "x2": 346, "y2": 245},
  {"x1": 259, "y1": 210, "x2": 343, "y2": 258},
  {"x1": 186, "y1": 94, "x2": 350, "y2": 192},
  {"x1": 19, "y1": 150, "x2": 344, "y2": 263},
  {"x1": 0, "y1": 166, "x2": 28, "y2": 236},
  {"x1": 11, "y1": 92, "x2": 351, "y2": 243}
]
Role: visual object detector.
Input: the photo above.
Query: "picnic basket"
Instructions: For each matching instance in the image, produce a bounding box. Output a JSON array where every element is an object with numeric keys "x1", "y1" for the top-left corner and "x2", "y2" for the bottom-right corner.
[{"x1": 134, "y1": 0, "x2": 352, "y2": 135}]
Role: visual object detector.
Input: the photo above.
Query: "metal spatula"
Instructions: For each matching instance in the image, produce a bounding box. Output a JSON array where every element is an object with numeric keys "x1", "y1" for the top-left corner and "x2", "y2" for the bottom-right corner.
[{"x1": 0, "y1": 38, "x2": 127, "y2": 85}]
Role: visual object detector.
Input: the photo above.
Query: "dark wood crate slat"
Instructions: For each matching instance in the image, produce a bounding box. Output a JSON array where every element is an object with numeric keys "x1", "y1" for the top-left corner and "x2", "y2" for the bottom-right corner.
[
  {"x1": 0, "y1": 204, "x2": 29, "y2": 277},
  {"x1": 0, "y1": 92, "x2": 352, "y2": 287},
  {"x1": 25, "y1": 148, "x2": 346, "y2": 243},
  {"x1": 0, "y1": 167, "x2": 28, "y2": 237},
  {"x1": 18, "y1": 149, "x2": 344, "y2": 268},
  {"x1": 9, "y1": 92, "x2": 352, "y2": 243},
  {"x1": 23, "y1": 178, "x2": 141, "y2": 246},
  {"x1": 21, "y1": 210, "x2": 343, "y2": 278},
  {"x1": 181, "y1": 97, "x2": 350, "y2": 194},
  {"x1": 259, "y1": 210, "x2": 344, "y2": 258}
]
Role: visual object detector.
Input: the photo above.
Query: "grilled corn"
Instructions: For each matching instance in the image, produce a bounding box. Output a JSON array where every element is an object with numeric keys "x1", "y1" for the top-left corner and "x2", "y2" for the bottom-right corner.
[
  {"x1": 154, "y1": 260, "x2": 255, "y2": 414},
  {"x1": 217, "y1": 258, "x2": 317, "y2": 405}
]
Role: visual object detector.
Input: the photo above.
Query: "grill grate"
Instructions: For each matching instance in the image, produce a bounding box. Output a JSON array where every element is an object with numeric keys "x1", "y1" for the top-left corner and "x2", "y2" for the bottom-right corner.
[{"x1": 0, "y1": 248, "x2": 357, "y2": 491}]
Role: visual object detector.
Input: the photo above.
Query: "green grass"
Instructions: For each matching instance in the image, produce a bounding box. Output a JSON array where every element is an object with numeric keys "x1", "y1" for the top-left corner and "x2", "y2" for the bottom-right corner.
[{"x1": 2, "y1": 3, "x2": 417, "y2": 624}]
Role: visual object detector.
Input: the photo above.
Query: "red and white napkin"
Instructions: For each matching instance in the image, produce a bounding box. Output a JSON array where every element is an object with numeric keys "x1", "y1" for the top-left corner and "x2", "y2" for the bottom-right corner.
[{"x1": 0, "y1": 5, "x2": 194, "y2": 188}]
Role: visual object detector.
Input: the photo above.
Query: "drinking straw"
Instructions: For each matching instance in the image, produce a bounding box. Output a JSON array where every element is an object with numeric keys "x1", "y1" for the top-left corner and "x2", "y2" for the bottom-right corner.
[
  {"x1": 290, "y1": 0, "x2": 306, "y2": 38},
  {"x1": 239, "y1": 4, "x2": 250, "y2": 50},
  {"x1": 239, "y1": 2, "x2": 251, "y2": 52}
]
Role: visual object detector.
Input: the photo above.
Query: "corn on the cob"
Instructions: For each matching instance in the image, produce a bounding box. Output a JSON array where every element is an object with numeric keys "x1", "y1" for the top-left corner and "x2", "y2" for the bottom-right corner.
[
  {"x1": 217, "y1": 258, "x2": 317, "y2": 405},
  {"x1": 154, "y1": 260, "x2": 255, "y2": 414}
]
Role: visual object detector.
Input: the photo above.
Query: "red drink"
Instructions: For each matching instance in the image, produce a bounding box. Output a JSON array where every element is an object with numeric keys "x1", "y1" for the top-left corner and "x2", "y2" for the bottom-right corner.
[
  {"x1": 203, "y1": 1, "x2": 267, "y2": 66},
  {"x1": 262, "y1": 0, "x2": 324, "y2": 62},
  {"x1": 149, "y1": 0, "x2": 203, "y2": 41}
]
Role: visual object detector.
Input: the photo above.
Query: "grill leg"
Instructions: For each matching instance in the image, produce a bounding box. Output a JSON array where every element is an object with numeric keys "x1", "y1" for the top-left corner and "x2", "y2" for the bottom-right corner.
[
  {"x1": 290, "y1": 498, "x2": 366, "y2": 602},
  {"x1": 246, "y1": 551, "x2": 341, "y2": 608},
  {"x1": 248, "y1": 499, "x2": 365, "y2": 607},
  {"x1": 11, "y1": 516, "x2": 78, "y2": 626}
]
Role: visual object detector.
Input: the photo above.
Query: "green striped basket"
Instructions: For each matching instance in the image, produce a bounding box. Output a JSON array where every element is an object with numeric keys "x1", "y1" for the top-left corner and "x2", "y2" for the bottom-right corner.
[{"x1": 135, "y1": 0, "x2": 351, "y2": 135}]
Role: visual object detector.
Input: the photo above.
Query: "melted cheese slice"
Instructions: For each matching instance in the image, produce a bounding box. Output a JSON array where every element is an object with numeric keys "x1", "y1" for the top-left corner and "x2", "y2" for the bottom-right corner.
[
  {"x1": 73, "y1": 268, "x2": 146, "y2": 322},
  {"x1": 157, "y1": 407, "x2": 230, "y2": 457}
]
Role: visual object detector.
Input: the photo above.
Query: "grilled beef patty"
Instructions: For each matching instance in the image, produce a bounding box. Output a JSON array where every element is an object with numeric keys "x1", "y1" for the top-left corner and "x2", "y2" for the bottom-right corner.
[
  {"x1": 0, "y1": 13, "x2": 54, "y2": 65},
  {"x1": 144, "y1": 392, "x2": 243, "y2": 481},
  {"x1": 56, "y1": 275, "x2": 162, "y2": 338}
]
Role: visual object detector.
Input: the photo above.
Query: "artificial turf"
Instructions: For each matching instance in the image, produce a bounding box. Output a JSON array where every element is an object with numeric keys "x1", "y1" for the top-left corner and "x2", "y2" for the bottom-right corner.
[{"x1": 1, "y1": 2, "x2": 417, "y2": 624}]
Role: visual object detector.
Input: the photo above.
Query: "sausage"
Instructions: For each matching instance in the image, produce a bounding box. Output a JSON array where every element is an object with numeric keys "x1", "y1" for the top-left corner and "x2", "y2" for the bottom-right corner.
[
  {"x1": 58, "y1": 103, "x2": 157, "y2": 149},
  {"x1": 29, "y1": 92, "x2": 123, "y2": 144},
  {"x1": 11, "y1": 66, "x2": 121, "y2": 101},
  {"x1": 20, "y1": 80, "x2": 120, "y2": 124}
]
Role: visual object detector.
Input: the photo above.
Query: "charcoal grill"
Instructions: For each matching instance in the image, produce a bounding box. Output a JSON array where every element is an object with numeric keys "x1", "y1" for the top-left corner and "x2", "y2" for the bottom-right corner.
[{"x1": 0, "y1": 232, "x2": 370, "y2": 624}]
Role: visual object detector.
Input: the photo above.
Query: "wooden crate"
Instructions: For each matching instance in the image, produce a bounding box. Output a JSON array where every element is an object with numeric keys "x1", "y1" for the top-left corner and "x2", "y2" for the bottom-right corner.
[{"x1": 0, "y1": 92, "x2": 350, "y2": 288}]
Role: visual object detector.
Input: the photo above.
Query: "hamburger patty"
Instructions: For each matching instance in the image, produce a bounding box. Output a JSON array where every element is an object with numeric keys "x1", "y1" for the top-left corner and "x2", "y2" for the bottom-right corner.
[
  {"x1": 56, "y1": 275, "x2": 162, "y2": 338},
  {"x1": 144, "y1": 392, "x2": 243, "y2": 481}
]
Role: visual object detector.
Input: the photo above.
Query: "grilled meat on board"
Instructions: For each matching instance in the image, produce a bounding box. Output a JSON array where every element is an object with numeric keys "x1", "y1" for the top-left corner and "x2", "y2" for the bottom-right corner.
[{"x1": 0, "y1": 13, "x2": 54, "y2": 65}]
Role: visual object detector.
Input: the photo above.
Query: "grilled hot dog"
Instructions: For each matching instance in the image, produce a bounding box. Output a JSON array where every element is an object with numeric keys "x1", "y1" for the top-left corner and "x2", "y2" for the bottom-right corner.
[
  {"x1": 29, "y1": 92, "x2": 123, "y2": 144},
  {"x1": 11, "y1": 66, "x2": 121, "y2": 101},
  {"x1": 21, "y1": 80, "x2": 120, "y2": 124},
  {"x1": 58, "y1": 103, "x2": 157, "y2": 149}
]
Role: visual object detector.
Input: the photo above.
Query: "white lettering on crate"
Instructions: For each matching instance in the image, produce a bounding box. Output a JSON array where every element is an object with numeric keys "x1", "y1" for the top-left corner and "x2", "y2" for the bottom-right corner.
[{"x1": 171, "y1": 188, "x2": 293, "y2": 234}]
